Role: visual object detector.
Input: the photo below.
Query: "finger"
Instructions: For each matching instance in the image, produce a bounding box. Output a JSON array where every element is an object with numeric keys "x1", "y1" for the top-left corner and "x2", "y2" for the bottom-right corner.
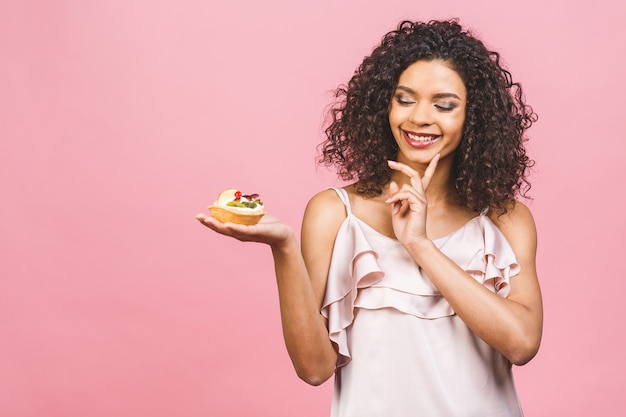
[
  {"x1": 385, "y1": 180, "x2": 404, "y2": 204},
  {"x1": 196, "y1": 213, "x2": 229, "y2": 228},
  {"x1": 195, "y1": 213, "x2": 211, "y2": 222},
  {"x1": 195, "y1": 213, "x2": 217, "y2": 229},
  {"x1": 195, "y1": 213, "x2": 243, "y2": 235},
  {"x1": 421, "y1": 153, "x2": 440, "y2": 191},
  {"x1": 386, "y1": 181, "x2": 421, "y2": 201},
  {"x1": 387, "y1": 180, "x2": 399, "y2": 197},
  {"x1": 387, "y1": 187, "x2": 426, "y2": 208},
  {"x1": 387, "y1": 160, "x2": 425, "y2": 193},
  {"x1": 385, "y1": 181, "x2": 402, "y2": 214},
  {"x1": 392, "y1": 173, "x2": 429, "y2": 200},
  {"x1": 386, "y1": 188, "x2": 427, "y2": 217},
  {"x1": 387, "y1": 160, "x2": 421, "y2": 179}
]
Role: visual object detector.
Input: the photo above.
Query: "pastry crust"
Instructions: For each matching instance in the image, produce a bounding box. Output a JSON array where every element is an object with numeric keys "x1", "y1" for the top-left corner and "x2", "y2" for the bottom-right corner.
[{"x1": 208, "y1": 204, "x2": 266, "y2": 225}]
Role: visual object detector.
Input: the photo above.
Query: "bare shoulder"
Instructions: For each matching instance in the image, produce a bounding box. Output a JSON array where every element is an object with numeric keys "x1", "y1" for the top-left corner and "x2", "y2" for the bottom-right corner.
[
  {"x1": 301, "y1": 188, "x2": 348, "y2": 254},
  {"x1": 489, "y1": 201, "x2": 538, "y2": 259},
  {"x1": 303, "y1": 188, "x2": 347, "y2": 228},
  {"x1": 305, "y1": 188, "x2": 346, "y2": 210},
  {"x1": 489, "y1": 201, "x2": 536, "y2": 234}
]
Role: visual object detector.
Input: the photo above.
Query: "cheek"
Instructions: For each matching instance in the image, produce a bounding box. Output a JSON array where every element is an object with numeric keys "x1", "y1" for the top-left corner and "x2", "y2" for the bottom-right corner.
[
  {"x1": 387, "y1": 105, "x2": 399, "y2": 126},
  {"x1": 388, "y1": 105, "x2": 412, "y2": 130},
  {"x1": 444, "y1": 114, "x2": 465, "y2": 136}
]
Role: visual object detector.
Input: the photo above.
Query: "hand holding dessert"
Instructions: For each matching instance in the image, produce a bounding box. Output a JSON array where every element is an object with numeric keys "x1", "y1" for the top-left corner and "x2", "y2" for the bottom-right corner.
[{"x1": 196, "y1": 188, "x2": 294, "y2": 248}]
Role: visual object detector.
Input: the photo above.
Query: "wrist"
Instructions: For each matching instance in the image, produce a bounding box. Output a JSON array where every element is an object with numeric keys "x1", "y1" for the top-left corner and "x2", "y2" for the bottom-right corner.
[
  {"x1": 270, "y1": 234, "x2": 299, "y2": 257},
  {"x1": 404, "y1": 237, "x2": 437, "y2": 262}
]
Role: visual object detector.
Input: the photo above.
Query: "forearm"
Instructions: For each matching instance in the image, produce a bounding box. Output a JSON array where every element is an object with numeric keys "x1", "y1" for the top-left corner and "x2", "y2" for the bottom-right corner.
[
  {"x1": 271, "y1": 238, "x2": 337, "y2": 385},
  {"x1": 406, "y1": 239, "x2": 541, "y2": 365}
]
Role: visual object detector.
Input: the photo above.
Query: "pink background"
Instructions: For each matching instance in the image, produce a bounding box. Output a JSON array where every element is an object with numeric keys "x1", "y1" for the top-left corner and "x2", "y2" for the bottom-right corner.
[{"x1": 2, "y1": 0, "x2": 625, "y2": 415}]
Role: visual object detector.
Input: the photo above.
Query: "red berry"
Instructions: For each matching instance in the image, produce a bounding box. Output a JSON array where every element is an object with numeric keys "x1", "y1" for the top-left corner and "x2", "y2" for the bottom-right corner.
[{"x1": 234, "y1": 191, "x2": 242, "y2": 200}]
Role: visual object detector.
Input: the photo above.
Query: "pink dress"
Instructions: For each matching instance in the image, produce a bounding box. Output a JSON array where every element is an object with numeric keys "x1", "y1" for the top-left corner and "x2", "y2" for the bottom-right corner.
[{"x1": 322, "y1": 188, "x2": 524, "y2": 417}]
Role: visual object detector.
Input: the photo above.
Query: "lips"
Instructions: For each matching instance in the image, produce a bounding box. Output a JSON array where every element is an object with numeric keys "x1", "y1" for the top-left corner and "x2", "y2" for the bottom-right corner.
[{"x1": 403, "y1": 131, "x2": 440, "y2": 148}]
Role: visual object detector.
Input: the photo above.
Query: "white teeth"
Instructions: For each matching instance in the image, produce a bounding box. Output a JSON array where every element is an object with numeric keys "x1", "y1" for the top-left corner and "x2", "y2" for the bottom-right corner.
[{"x1": 407, "y1": 132, "x2": 437, "y2": 142}]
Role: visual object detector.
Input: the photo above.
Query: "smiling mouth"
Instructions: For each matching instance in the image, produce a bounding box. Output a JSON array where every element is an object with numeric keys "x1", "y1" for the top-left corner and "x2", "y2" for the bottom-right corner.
[{"x1": 404, "y1": 131, "x2": 440, "y2": 147}]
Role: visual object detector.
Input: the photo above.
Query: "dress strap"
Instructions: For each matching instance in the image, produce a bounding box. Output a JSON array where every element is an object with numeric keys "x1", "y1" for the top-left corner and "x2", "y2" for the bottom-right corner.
[{"x1": 331, "y1": 187, "x2": 352, "y2": 215}]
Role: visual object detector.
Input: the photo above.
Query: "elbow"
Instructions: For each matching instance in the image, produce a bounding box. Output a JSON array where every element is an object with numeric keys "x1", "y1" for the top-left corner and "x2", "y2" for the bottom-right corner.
[
  {"x1": 508, "y1": 350, "x2": 537, "y2": 367},
  {"x1": 287, "y1": 344, "x2": 338, "y2": 386},
  {"x1": 300, "y1": 373, "x2": 332, "y2": 387},
  {"x1": 502, "y1": 316, "x2": 543, "y2": 366},
  {"x1": 294, "y1": 362, "x2": 335, "y2": 386},
  {"x1": 506, "y1": 336, "x2": 541, "y2": 366}
]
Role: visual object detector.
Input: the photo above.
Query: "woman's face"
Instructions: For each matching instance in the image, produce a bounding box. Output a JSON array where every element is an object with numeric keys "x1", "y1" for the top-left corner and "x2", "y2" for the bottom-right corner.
[{"x1": 388, "y1": 59, "x2": 467, "y2": 167}]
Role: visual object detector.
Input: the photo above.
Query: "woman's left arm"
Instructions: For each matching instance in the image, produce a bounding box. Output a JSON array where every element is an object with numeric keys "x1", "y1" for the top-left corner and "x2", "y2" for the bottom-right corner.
[{"x1": 408, "y1": 202, "x2": 543, "y2": 366}]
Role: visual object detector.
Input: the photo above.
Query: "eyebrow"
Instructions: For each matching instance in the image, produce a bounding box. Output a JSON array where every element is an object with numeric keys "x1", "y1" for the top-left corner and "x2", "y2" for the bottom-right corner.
[{"x1": 395, "y1": 85, "x2": 462, "y2": 100}]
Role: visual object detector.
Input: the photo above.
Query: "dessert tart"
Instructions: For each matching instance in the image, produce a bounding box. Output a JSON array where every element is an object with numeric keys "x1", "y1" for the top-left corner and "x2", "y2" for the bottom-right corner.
[{"x1": 208, "y1": 188, "x2": 266, "y2": 225}]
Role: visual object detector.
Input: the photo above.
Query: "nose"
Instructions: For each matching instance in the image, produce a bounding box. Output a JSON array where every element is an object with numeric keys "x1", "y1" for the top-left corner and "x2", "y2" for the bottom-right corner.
[{"x1": 409, "y1": 102, "x2": 433, "y2": 126}]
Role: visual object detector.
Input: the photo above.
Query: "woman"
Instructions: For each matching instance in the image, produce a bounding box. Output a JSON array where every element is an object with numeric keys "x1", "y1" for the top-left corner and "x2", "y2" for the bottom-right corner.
[{"x1": 197, "y1": 19, "x2": 542, "y2": 417}]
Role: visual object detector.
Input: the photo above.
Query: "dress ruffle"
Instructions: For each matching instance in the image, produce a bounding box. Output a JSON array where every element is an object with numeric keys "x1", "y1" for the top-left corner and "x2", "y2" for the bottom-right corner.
[
  {"x1": 321, "y1": 216, "x2": 384, "y2": 367},
  {"x1": 321, "y1": 212, "x2": 520, "y2": 368},
  {"x1": 463, "y1": 216, "x2": 520, "y2": 297}
]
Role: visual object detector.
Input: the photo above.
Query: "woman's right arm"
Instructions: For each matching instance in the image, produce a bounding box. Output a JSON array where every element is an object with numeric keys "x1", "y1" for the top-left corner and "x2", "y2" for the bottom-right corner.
[
  {"x1": 279, "y1": 189, "x2": 346, "y2": 385},
  {"x1": 196, "y1": 189, "x2": 345, "y2": 385}
]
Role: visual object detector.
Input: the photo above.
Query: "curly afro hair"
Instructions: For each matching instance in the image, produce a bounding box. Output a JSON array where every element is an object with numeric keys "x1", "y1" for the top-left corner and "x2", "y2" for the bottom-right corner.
[{"x1": 319, "y1": 19, "x2": 537, "y2": 214}]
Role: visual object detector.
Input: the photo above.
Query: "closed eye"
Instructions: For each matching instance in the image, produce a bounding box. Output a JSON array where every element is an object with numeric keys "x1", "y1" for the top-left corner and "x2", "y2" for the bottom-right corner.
[
  {"x1": 434, "y1": 103, "x2": 457, "y2": 111},
  {"x1": 396, "y1": 98, "x2": 415, "y2": 106},
  {"x1": 394, "y1": 94, "x2": 415, "y2": 106}
]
